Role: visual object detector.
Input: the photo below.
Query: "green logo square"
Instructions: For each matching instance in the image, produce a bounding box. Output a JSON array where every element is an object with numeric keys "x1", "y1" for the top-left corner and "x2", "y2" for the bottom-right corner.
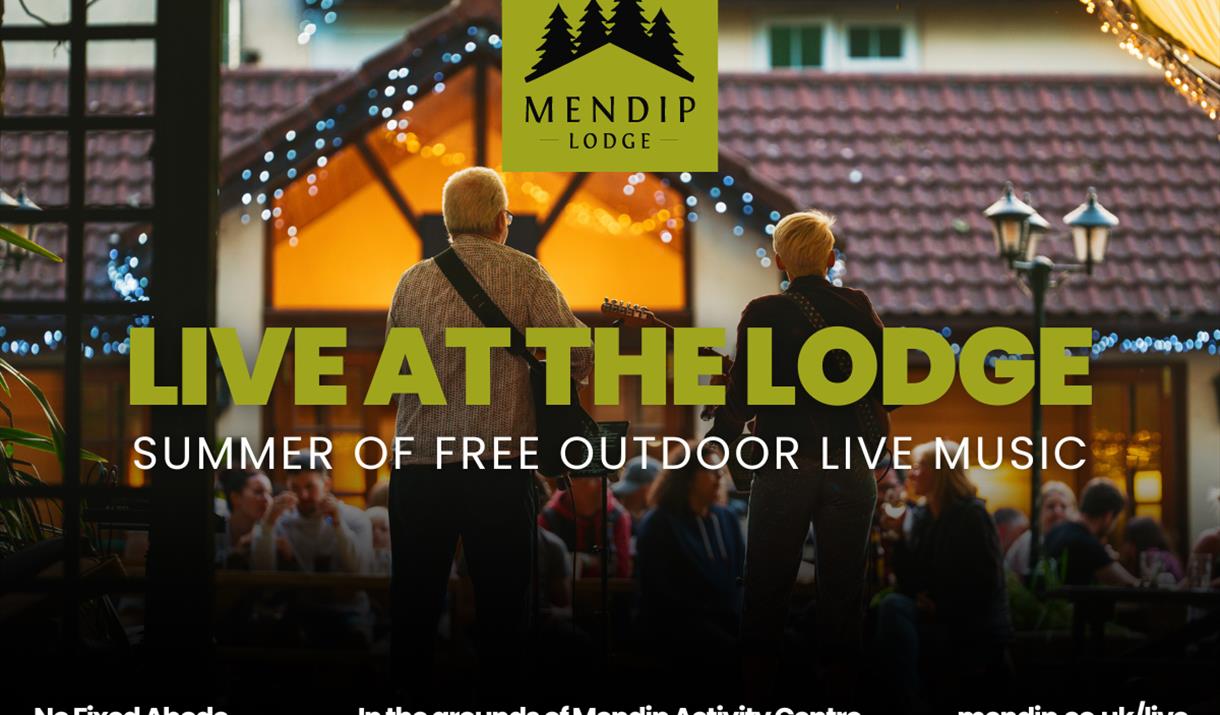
[{"x1": 502, "y1": 0, "x2": 718, "y2": 172}]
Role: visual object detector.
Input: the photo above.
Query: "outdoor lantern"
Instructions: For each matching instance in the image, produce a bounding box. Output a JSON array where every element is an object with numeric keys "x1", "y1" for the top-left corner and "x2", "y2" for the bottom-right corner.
[
  {"x1": 1024, "y1": 193, "x2": 1050, "y2": 261},
  {"x1": 1063, "y1": 187, "x2": 1118, "y2": 274},
  {"x1": 0, "y1": 188, "x2": 40, "y2": 272},
  {"x1": 983, "y1": 182, "x2": 1036, "y2": 264}
]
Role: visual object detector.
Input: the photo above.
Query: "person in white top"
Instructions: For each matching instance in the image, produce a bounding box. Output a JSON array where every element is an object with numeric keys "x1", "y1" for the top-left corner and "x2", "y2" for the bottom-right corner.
[
  {"x1": 1004, "y1": 480, "x2": 1077, "y2": 576},
  {"x1": 365, "y1": 506, "x2": 392, "y2": 576},
  {"x1": 252, "y1": 452, "x2": 373, "y2": 574}
]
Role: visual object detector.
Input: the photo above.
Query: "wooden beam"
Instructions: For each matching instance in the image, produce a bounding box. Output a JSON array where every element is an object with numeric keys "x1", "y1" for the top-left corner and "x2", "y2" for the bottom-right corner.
[
  {"x1": 355, "y1": 137, "x2": 421, "y2": 236},
  {"x1": 475, "y1": 54, "x2": 489, "y2": 167},
  {"x1": 145, "y1": 0, "x2": 221, "y2": 685},
  {"x1": 538, "y1": 172, "x2": 589, "y2": 239}
]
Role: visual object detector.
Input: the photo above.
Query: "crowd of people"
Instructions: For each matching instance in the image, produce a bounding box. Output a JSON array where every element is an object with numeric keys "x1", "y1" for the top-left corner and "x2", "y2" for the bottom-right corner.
[
  {"x1": 215, "y1": 455, "x2": 384, "y2": 576},
  {"x1": 211, "y1": 439, "x2": 1218, "y2": 704},
  {"x1": 205, "y1": 168, "x2": 1216, "y2": 710},
  {"x1": 866, "y1": 458, "x2": 1218, "y2": 710}
]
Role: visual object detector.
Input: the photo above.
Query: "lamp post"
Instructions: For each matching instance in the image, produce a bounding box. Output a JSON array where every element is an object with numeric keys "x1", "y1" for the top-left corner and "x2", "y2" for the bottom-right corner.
[
  {"x1": 0, "y1": 188, "x2": 42, "y2": 272},
  {"x1": 983, "y1": 183, "x2": 1119, "y2": 577}
]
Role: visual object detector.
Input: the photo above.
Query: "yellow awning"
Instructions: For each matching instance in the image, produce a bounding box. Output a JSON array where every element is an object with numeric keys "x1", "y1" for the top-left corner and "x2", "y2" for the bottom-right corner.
[{"x1": 1134, "y1": 0, "x2": 1220, "y2": 66}]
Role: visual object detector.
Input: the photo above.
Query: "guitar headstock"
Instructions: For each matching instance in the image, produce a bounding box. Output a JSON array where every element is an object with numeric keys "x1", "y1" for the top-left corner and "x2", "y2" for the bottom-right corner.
[
  {"x1": 601, "y1": 297, "x2": 659, "y2": 327},
  {"x1": 602, "y1": 296, "x2": 730, "y2": 371}
]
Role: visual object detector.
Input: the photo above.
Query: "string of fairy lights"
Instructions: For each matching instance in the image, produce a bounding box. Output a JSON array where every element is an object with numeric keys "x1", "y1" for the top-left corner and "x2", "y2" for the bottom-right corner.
[
  {"x1": 298, "y1": 0, "x2": 343, "y2": 45},
  {"x1": 3, "y1": 22, "x2": 1217, "y2": 361},
  {"x1": 233, "y1": 24, "x2": 784, "y2": 273},
  {"x1": 2, "y1": 320, "x2": 1213, "y2": 361},
  {"x1": 1080, "y1": 0, "x2": 1218, "y2": 121}
]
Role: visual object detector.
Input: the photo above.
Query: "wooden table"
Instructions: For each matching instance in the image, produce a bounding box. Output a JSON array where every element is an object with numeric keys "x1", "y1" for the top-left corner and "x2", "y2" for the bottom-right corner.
[
  {"x1": 214, "y1": 570, "x2": 390, "y2": 591},
  {"x1": 1048, "y1": 586, "x2": 1220, "y2": 658}
]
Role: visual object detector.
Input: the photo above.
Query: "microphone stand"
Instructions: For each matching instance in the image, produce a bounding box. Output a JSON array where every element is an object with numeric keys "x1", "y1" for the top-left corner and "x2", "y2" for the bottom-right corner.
[
  {"x1": 593, "y1": 318, "x2": 620, "y2": 665},
  {"x1": 599, "y1": 467, "x2": 610, "y2": 665}
]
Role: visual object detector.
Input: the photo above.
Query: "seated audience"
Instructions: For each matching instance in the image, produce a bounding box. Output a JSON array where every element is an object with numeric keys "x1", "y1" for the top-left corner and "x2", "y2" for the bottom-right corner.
[
  {"x1": 611, "y1": 456, "x2": 662, "y2": 538},
  {"x1": 1121, "y1": 516, "x2": 1183, "y2": 582},
  {"x1": 875, "y1": 459, "x2": 906, "y2": 516},
  {"x1": 539, "y1": 476, "x2": 632, "y2": 578},
  {"x1": 216, "y1": 468, "x2": 273, "y2": 569},
  {"x1": 1042, "y1": 477, "x2": 1138, "y2": 587},
  {"x1": 1190, "y1": 488, "x2": 1220, "y2": 587},
  {"x1": 366, "y1": 478, "x2": 390, "y2": 509},
  {"x1": 993, "y1": 507, "x2": 1029, "y2": 560},
  {"x1": 467, "y1": 476, "x2": 572, "y2": 611},
  {"x1": 875, "y1": 441, "x2": 1012, "y2": 713},
  {"x1": 248, "y1": 452, "x2": 376, "y2": 647},
  {"x1": 252, "y1": 451, "x2": 374, "y2": 574},
  {"x1": 366, "y1": 505, "x2": 392, "y2": 576},
  {"x1": 635, "y1": 443, "x2": 745, "y2": 645},
  {"x1": 1005, "y1": 480, "x2": 1078, "y2": 575},
  {"x1": 532, "y1": 477, "x2": 573, "y2": 612},
  {"x1": 871, "y1": 459, "x2": 912, "y2": 592}
]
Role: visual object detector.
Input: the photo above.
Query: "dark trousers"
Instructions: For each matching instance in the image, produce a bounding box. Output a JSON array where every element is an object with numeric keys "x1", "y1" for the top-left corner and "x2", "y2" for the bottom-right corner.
[
  {"x1": 741, "y1": 458, "x2": 876, "y2": 653},
  {"x1": 740, "y1": 457, "x2": 876, "y2": 703},
  {"x1": 389, "y1": 463, "x2": 536, "y2": 705}
]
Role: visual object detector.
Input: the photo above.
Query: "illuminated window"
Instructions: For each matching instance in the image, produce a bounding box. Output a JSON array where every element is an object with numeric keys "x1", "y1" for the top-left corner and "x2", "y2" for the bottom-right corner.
[
  {"x1": 271, "y1": 143, "x2": 423, "y2": 310},
  {"x1": 271, "y1": 66, "x2": 688, "y2": 314},
  {"x1": 1090, "y1": 370, "x2": 1177, "y2": 535},
  {"x1": 269, "y1": 67, "x2": 488, "y2": 310},
  {"x1": 537, "y1": 172, "x2": 687, "y2": 312}
]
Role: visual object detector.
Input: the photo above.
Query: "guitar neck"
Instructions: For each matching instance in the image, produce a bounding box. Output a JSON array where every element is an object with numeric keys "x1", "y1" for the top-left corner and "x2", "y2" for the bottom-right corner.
[
  {"x1": 650, "y1": 317, "x2": 726, "y2": 361},
  {"x1": 601, "y1": 301, "x2": 728, "y2": 363}
]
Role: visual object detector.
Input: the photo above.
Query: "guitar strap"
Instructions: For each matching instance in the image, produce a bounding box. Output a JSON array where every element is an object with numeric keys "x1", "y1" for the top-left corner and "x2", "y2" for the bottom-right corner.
[
  {"x1": 782, "y1": 289, "x2": 889, "y2": 455},
  {"x1": 434, "y1": 246, "x2": 543, "y2": 370}
]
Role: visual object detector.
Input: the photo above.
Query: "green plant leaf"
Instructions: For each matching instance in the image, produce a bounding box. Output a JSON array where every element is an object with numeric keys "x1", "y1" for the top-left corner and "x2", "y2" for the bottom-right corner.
[
  {"x1": 0, "y1": 357, "x2": 105, "y2": 553},
  {"x1": 0, "y1": 224, "x2": 63, "y2": 263},
  {"x1": 0, "y1": 358, "x2": 66, "y2": 463},
  {"x1": 0, "y1": 426, "x2": 107, "y2": 462}
]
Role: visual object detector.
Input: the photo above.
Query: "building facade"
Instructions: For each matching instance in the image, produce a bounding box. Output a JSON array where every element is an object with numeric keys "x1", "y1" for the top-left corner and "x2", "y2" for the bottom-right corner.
[{"x1": 2, "y1": 0, "x2": 1217, "y2": 550}]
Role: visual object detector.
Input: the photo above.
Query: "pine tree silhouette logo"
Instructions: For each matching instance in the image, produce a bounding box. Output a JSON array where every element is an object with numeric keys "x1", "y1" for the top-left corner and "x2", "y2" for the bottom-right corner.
[
  {"x1": 502, "y1": 0, "x2": 717, "y2": 171},
  {"x1": 525, "y1": 0, "x2": 695, "y2": 83}
]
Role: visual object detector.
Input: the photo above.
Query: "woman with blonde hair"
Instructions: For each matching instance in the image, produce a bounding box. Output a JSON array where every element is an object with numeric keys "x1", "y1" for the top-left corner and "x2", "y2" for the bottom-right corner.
[
  {"x1": 707, "y1": 209, "x2": 885, "y2": 700},
  {"x1": 874, "y1": 441, "x2": 1012, "y2": 712},
  {"x1": 1004, "y1": 480, "x2": 1079, "y2": 575}
]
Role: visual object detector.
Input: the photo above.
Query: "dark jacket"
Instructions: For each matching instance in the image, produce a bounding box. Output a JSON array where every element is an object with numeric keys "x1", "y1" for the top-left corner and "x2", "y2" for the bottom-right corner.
[
  {"x1": 894, "y1": 497, "x2": 1012, "y2": 645},
  {"x1": 709, "y1": 275, "x2": 886, "y2": 452},
  {"x1": 1043, "y1": 521, "x2": 1114, "y2": 586},
  {"x1": 635, "y1": 504, "x2": 745, "y2": 640}
]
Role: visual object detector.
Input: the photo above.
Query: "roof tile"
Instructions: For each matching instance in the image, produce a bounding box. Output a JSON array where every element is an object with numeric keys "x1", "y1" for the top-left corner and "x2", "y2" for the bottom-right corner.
[
  {"x1": 3, "y1": 68, "x2": 1216, "y2": 324},
  {"x1": 719, "y1": 73, "x2": 1220, "y2": 324}
]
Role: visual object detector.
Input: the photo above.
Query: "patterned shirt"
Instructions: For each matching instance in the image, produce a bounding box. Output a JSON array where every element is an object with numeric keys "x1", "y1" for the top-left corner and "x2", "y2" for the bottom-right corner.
[{"x1": 387, "y1": 234, "x2": 594, "y2": 465}]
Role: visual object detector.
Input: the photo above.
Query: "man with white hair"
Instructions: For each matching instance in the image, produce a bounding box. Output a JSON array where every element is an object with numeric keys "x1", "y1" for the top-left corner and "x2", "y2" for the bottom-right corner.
[
  {"x1": 386, "y1": 166, "x2": 593, "y2": 701},
  {"x1": 708, "y1": 209, "x2": 888, "y2": 700}
]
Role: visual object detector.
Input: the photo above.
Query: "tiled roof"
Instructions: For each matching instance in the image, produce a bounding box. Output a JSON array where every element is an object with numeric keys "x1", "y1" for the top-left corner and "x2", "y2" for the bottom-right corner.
[
  {"x1": 2, "y1": 68, "x2": 337, "y2": 205},
  {"x1": 3, "y1": 67, "x2": 1217, "y2": 325},
  {"x1": 1, "y1": 68, "x2": 337, "y2": 301},
  {"x1": 720, "y1": 73, "x2": 1220, "y2": 326}
]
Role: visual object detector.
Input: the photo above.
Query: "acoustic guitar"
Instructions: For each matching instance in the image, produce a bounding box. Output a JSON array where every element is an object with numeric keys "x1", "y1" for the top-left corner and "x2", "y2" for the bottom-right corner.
[
  {"x1": 601, "y1": 296, "x2": 893, "y2": 486},
  {"x1": 600, "y1": 297, "x2": 731, "y2": 421}
]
